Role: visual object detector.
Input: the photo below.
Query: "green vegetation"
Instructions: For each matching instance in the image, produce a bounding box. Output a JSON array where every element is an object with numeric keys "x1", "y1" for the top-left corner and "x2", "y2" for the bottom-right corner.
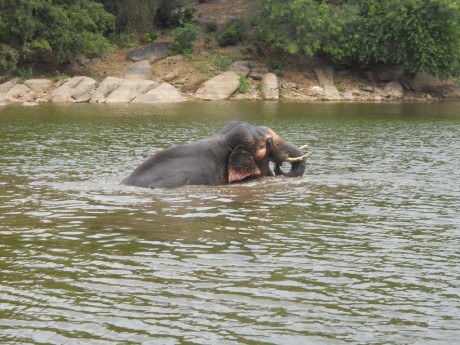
[
  {"x1": 170, "y1": 22, "x2": 202, "y2": 55},
  {"x1": 0, "y1": 0, "x2": 116, "y2": 73},
  {"x1": 218, "y1": 19, "x2": 245, "y2": 47},
  {"x1": 257, "y1": 0, "x2": 460, "y2": 78},
  {"x1": 238, "y1": 76, "x2": 251, "y2": 93},
  {"x1": 1, "y1": 0, "x2": 459, "y2": 79}
]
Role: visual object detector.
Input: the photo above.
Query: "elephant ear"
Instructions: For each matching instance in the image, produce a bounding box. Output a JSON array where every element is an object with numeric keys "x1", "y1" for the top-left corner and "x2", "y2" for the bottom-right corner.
[{"x1": 228, "y1": 145, "x2": 261, "y2": 183}]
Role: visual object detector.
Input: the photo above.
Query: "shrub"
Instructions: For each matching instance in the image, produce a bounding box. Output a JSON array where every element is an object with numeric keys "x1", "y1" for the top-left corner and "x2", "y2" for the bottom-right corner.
[
  {"x1": 238, "y1": 76, "x2": 251, "y2": 93},
  {"x1": 0, "y1": 43, "x2": 19, "y2": 73},
  {"x1": 118, "y1": 33, "x2": 137, "y2": 48},
  {"x1": 257, "y1": 0, "x2": 460, "y2": 78},
  {"x1": 206, "y1": 20, "x2": 218, "y2": 32},
  {"x1": 171, "y1": 22, "x2": 201, "y2": 54},
  {"x1": 141, "y1": 31, "x2": 158, "y2": 44},
  {"x1": 217, "y1": 19, "x2": 245, "y2": 47}
]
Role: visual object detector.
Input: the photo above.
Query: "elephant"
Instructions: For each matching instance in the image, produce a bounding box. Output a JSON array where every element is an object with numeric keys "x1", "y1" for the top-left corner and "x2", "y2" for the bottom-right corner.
[{"x1": 122, "y1": 120, "x2": 309, "y2": 189}]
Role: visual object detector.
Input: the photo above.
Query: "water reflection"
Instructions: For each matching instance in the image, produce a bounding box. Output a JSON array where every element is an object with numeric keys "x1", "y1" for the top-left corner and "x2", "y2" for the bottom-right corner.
[{"x1": 1, "y1": 102, "x2": 459, "y2": 344}]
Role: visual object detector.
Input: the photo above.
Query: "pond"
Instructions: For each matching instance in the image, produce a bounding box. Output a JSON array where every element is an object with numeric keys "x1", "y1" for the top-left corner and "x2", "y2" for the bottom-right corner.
[{"x1": 1, "y1": 101, "x2": 459, "y2": 344}]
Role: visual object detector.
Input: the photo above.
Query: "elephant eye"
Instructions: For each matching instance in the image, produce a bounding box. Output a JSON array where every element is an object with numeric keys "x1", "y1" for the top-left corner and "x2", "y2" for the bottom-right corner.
[{"x1": 266, "y1": 138, "x2": 273, "y2": 146}]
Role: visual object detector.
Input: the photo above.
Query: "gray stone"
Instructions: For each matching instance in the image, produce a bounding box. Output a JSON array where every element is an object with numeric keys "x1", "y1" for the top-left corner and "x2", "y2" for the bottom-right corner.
[
  {"x1": 51, "y1": 76, "x2": 96, "y2": 103},
  {"x1": 24, "y1": 78, "x2": 53, "y2": 91},
  {"x1": 195, "y1": 71, "x2": 240, "y2": 100},
  {"x1": 90, "y1": 77, "x2": 124, "y2": 103},
  {"x1": 126, "y1": 42, "x2": 172, "y2": 62},
  {"x1": 411, "y1": 72, "x2": 454, "y2": 92},
  {"x1": 6, "y1": 84, "x2": 30, "y2": 99},
  {"x1": 0, "y1": 94, "x2": 11, "y2": 106},
  {"x1": 0, "y1": 80, "x2": 17, "y2": 93},
  {"x1": 105, "y1": 79, "x2": 159, "y2": 103},
  {"x1": 372, "y1": 64, "x2": 404, "y2": 82},
  {"x1": 261, "y1": 73, "x2": 279, "y2": 100},
  {"x1": 383, "y1": 81, "x2": 404, "y2": 99},
  {"x1": 124, "y1": 60, "x2": 153, "y2": 80},
  {"x1": 313, "y1": 66, "x2": 335, "y2": 86},
  {"x1": 249, "y1": 67, "x2": 269, "y2": 80},
  {"x1": 309, "y1": 86, "x2": 324, "y2": 94},
  {"x1": 131, "y1": 82, "x2": 185, "y2": 103},
  {"x1": 229, "y1": 61, "x2": 250, "y2": 77},
  {"x1": 323, "y1": 85, "x2": 341, "y2": 101}
]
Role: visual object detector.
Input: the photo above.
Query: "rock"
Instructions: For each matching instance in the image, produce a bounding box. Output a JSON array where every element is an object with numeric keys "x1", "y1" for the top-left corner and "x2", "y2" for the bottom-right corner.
[
  {"x1": 163, "y1": 71, "x2": 179, "y2": 82},
  {"x1": 323, "y1": 85, "x2": 341, "y2": 101},
  {"x1": 51, "y1": 76, "x2": 97, "y2": 103},
  {"x1": 313, "y1": 66, "x2": 341, "y2": 101},
  {"x1": 313, "y1": 66, "x2": 335, "y2": 86},
  {"x1": 309, "y1": 86, "x2": 324, "y2": 94},
  {"x1": 23, "y1": 101, "x2": 39, "y2": 106},
  {"x1": 229, "y1": 61, "x2": 250, "y2": 77},
  {"x1": 410, "y1": 72, "x2": 454, "y2": 92},
  {"x1": 105, "y1": 79, "x2": 159, "y2": 103},
  {"x1": 126, "y1": 42, "x2": 172, "y2": 62},
  {"x1": 0, "y1": 80, "x2": 17, "y2": 93},
  {"x1": 261, "y1": 73, "x2": 279, "y2": 100},
  {"x1": 195, "y1": 71, "x2": 240, "y2": 100},
  {"x1": 249, "y1": 67, "x2": 269, "y2": 80},
  {"x1": 372, "y1": 64, "x2": 404, "y2": 82},
  {"x1": 341, "y1": 90, "x2": 354, "y2": 101},
  {"x1": 6, "y1": 84, "x2": 30, "y2": 99},
  {"x1": 383, "y1": 81, "x2": 404, "y2": 99},
  {"x1": 131, "y1": 82, "x2": 185, "y2": 103},
  {"x1": 65, "y1": 61, "x2": 80, "y2": 75},
  {"x1": 24, "y1": 79, "x2": 53, "y2": 92},
  {"x1": 124, "y1": 60, "x2": 153, "y2": 80},
  {"x1": 0, "y1": 94, "x2": 11, "y2": 106},
  {"x1": 90, "y1": 77, "x2": 124, "y2": 103}
]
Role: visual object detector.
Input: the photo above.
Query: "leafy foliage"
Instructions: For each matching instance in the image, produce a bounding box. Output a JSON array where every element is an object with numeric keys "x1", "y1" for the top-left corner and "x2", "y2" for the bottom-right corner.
[
  {"x1": 170, "y1": 22, "x2": 202, "y2": 55},
  {"x1": 218, "y1": 19, "x2": 245, "y2": 47},
  {"x1": 238, "y1": 76, "x2": 251, "y2": 93},
  {"x1": 0, "y1": 0, "x2": 116, "y2": 72},
  {"x1": 257, "y1": 0, "x2": 460, "y2": 78}
]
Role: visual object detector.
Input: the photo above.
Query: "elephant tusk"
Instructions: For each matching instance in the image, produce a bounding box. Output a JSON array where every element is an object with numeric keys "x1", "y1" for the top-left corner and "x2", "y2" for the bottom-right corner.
[
  {"x1": 299, "y1": 145, "x2": 309, "y2": 150},
  {"x1": 286, "y1": 152, "x2": 310, "y2": 163}
]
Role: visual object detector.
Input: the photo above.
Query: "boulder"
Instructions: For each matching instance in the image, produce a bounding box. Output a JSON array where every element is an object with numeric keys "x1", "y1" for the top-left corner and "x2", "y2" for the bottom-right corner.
[
  {"x1": 105, "y1": 79, "x2": 159, "y2": 103},
  {"x1": 131, "y1": 83, "x2": 185, "y2": 103},
  {"x1": 314, "y1": 66, "x2": 335, "y2": 86},
  {"x1": 24, "y1": 78, "x2": 53, "y2": 91},
  {"x1": 411, "y1": 72, "x2": 454, "y2": 92},
  {"x1": 195, "y1": 71, "x2": 240, "y2": 100},
  {"x1": 323, "y1": 85, "x2": 341, "y2": 101},
  {"x1": 126, "y1": 42, "x2": 172, "y2": 62},
  {"x1": 261, "y1": 73, "x2": 279, "y2": 100},
  {"x1": 6, "y1": 84, "x2": 30, "y2": 100},
  {"x1": 90, "y1": 77, "x2": 124, "y2": 103},
  {"x1": 383, "y1": 81, "x2": 404, "y2": 99},
  {"x1": 314, "y1": 66, "x2": 341, "y2": 101},
  {"x1": 0, "y1": 80, "x2": 17, "y2": 93},
  {"x1": 371, "y1": 64, "x2": 404, "y2": 82},
  {"x1": 249, "y1": 67, "x2": 269, "y2": 80},
  {"x1": 124, "y1": 60, "x2": 153, "y2": 80},
  {"x1": 229, "y1": 61, "x2": 250, "y2": 77},
  {"x1": 0, "y1": 94, "x2": 11, "y2": 107},
  {"x1": 309, "y1": 86, "x2": 324, "y2": 94},
  {"x1": 51, "y1": 76, "x2": 97, "y2": 103}
]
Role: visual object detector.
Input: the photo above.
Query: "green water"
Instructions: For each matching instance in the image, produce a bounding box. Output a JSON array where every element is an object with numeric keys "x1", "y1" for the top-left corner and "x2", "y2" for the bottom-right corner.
[{"x1": 1, "y1": 102, "x2": 459, "y2": 344}]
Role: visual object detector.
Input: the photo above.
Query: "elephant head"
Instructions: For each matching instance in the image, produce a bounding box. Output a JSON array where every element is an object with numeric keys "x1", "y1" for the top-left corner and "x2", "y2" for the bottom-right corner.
[
  {"x1": 122, "y1": 120, "x2": 309, "y2": 189},
  {"x1": 218, "y1": 121, "x2": 309, "y2": 183}
]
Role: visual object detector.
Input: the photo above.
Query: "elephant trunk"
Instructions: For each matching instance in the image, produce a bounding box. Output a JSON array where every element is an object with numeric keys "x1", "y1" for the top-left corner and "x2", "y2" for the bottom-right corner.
[{"x1": 273, "y1": 143, "x2": 308, "y2": 177}]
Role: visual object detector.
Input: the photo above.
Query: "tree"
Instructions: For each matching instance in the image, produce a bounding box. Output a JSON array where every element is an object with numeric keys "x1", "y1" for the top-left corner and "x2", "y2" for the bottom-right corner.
[
  {"x1": 0, "y1": 0, "x2": 116, "y2": 73},
  {"x1": 257, "y1": 0, "x2": 460, "y2": 78}
]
